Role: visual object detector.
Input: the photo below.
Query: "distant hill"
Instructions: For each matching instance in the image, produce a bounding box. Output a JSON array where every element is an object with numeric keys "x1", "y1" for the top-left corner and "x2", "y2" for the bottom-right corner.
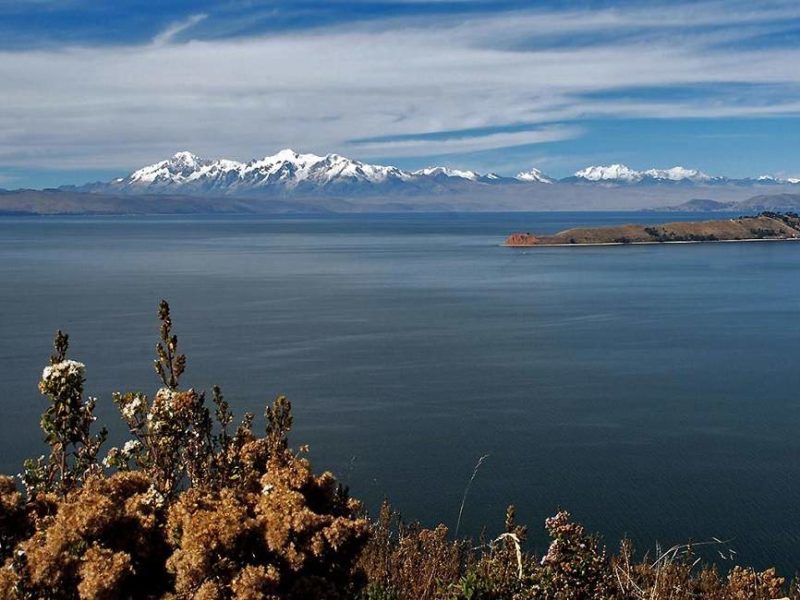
[
  {"x1": 0, "y1": 189, "x2": 331, "y2": 215},
  {"x1": 649, "y1": 198, "x2": 738, "y2": 212},
  {"x1": 739, "y1": 193, "x2": 800, "y2": 212},
  {"x1": 506, "y1": 213, "x2": 800, "y2": 246},
  {"x1": 655, "y1": 194, "x2": 800, "y2": 213}
]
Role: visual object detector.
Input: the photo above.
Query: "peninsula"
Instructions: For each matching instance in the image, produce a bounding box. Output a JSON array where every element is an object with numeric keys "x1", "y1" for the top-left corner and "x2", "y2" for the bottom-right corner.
[{"x1": 505, "y1": 212, "x2": 800, "y2": 247}]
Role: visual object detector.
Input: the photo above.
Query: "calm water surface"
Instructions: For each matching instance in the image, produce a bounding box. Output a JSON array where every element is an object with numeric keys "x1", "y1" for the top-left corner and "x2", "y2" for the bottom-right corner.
[{"x1": 1, "y1": 212, "x2": 799, "y2": 570}]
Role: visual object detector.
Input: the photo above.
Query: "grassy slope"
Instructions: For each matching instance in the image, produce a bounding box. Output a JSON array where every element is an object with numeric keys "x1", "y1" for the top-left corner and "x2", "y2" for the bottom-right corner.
[{"x1": 508, "y1": 214, "x2": 800, "y2": 246}]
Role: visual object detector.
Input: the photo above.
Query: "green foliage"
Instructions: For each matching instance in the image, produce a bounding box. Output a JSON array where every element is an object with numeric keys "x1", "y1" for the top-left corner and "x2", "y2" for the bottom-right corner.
[{"x1": 361, "y1": 582, "x2": 402, "y2": 600}]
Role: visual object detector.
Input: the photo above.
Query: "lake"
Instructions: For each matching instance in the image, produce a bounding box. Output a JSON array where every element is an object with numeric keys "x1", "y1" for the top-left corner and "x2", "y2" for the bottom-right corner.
[{"x1": 1, "y1": 212, "x2": 799, "y2": 571}]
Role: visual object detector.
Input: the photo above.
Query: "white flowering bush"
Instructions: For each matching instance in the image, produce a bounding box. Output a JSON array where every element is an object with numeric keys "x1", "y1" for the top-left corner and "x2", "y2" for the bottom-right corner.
[
  {"x1": 22, "y1": 332, "x2": 106, "y2": 497},
  {"x1": 0, "y1": 301, "x2": 369, "y2": 599}
]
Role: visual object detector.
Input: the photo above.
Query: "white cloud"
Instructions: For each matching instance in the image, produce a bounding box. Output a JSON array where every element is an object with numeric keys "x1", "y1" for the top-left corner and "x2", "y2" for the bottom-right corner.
[
  {"x1": 152, "y1": 14, "x2": 208, "y2": 46},
  {"x1": 350, "y1": 126, "x2": 583, "y2": 157},
  {"x1": 0, "y1": 1, "x2": 798, "y2": 171}
]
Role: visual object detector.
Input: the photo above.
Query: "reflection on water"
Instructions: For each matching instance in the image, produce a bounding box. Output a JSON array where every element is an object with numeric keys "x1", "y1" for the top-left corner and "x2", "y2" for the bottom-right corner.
[{"x1": 1, "y1": 212, "x2": 799, "y2": 570}]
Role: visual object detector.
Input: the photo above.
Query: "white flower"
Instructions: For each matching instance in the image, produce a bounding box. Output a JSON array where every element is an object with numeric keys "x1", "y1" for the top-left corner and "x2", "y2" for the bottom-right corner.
[
  {"x1": 142, "y1": 485, "x2": 165, "y2": 508},
  {"x1": 261, "y1": 483, "x2": 274, "y2": 495},
  {"x1": 155, "y1": 387, "x2": 175, "y2": 404},
  {"x1": 102, "y1": 447, "x2": 120, "y2": 468},
  {"x1": 121, "y1": 395, "x2": 145, "y2": 420},
  {"x1": 122, "y1": 440, "x2": 142, "y2": 455},
  {"x1": 41, "y1": 360, "x2": 85, "y2": 383}
]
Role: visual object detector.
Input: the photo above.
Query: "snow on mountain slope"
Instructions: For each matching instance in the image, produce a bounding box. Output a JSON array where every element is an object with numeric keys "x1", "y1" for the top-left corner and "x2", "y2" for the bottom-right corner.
[
  {"x1": 641, "y1": 166, "x2": 715, "y2": 182},
  {"x1": 411, "y1": 166, "x2": 480, "y2": 181},
  {"x1": 94, "y1": 150, "x2": 799, "y2": 197},
  {"x1": 573, "y1": 164, "x2": 725, "y2": 184},
  {"x1": 573, "y1": 164, "x2": 643, "y2": 183},
  {"x1": 117, "y1": 149, "x2": 416, "y2": 192},
  {"x1": 515, "y1": 167, "x2": 554, "y2": 183},
  {"x1": 104, "y1": 149, "x2": 521, "y2": 196}
]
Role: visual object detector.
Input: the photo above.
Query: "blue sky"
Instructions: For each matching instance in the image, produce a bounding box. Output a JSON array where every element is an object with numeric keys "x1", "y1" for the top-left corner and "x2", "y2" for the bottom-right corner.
[{"x1": 1, "y1": 0, "x2": 800, "y2": 188}]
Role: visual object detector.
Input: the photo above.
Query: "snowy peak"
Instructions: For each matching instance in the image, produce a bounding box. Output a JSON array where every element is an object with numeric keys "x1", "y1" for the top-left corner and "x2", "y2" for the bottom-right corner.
[
  {"x1": 574, "y1": 164, "x2": 642, "y2": 183},
  {"x1": 412, "y1": 166, "x2": 480, "y2": 181},
  {"x1": 642, "y1": 167, "x2": 714, "y2": 183},
  {"x1": 515, "y1": 167, "x2": 554, "y2": 183},
  {"x1": 112, "y1": 149, "x2": 509, "y2": 195},
  {"x1": 755, "y1": 175, "x2": 800, "y2": 185},
  {"x1": 171, "y1": 151, "x2": 203, "y2": 168},
  {"x1": 573, "y1": 164, "x2": 721, "y2": 184},
  {"x1": 127, "y1": 151, "x2": 213, "y2": 184},
  {"x1": 118, "y1": 149, "x2": 417, "y2": 192},
  {"x1": 100, "y1": 150, "x2": 800, "y2": 197}
]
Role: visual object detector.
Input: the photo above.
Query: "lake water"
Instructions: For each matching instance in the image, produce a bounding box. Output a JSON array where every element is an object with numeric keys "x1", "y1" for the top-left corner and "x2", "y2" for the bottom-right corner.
[{"x1": 1, "y1": 212, "x2": 799, "y2": 571}]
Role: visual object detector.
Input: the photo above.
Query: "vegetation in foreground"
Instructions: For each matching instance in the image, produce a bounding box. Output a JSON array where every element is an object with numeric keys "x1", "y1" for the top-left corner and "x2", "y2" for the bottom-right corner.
[{"x1": 0, "y1": 302, "x2": 795, "y2": 599}]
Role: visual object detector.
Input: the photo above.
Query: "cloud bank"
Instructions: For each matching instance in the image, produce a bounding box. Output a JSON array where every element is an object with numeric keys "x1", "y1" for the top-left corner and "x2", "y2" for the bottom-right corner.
[{"x1": 0, "y1": 0, "x2": 799, "y2": 177}]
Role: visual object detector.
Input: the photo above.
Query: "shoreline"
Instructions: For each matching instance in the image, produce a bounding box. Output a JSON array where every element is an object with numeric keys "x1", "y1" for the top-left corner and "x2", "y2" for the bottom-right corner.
[
  {"x1": 504, "y1": 236, "x2": 800, "y2": 248},
  {"x1": 504, "y1": 212, "x2": 800, "y2": 248}
]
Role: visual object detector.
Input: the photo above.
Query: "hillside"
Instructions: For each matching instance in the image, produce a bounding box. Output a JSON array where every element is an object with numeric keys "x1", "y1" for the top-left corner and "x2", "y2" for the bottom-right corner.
[
  {"x1": 505, "y1": 213, "x2": 800, "y2": 246},
  {"x1": 0, "y1": 189, "x2": 332, "y2": 215},
  {"x1": 658, "y1": 194, "x2": 800, "y2": 213}
]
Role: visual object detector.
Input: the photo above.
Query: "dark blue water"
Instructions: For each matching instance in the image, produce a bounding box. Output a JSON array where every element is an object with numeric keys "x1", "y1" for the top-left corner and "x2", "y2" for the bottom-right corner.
[{"x1": 1, "y1": 213, "x2": 799, "y2": 571}]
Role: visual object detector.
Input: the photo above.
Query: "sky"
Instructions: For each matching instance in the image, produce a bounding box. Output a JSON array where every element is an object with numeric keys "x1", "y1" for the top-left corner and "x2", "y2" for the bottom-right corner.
[{"x1": 1, "y1": 0, "x2": 800, "y2": 188}]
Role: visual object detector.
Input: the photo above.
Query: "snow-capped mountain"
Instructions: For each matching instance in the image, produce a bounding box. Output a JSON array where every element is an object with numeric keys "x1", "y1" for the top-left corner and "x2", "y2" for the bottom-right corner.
[
  {"x1": 116, "y1": 149, "x2": 415, "y2": 193},
  {"x1": 97, "y1": 149, "x2": 528, "y2": 196},
  {"x1": 757, "y1": 175, "x2": 800, "y2": 185},
  {"x1": 641, "y1": 167, "x2": 716, "y2": 183},
  {"x1": 411, "y1": 166, "x2": 480, "y2": 181},
  {"x1": 570, "y1": 164, "x2": 721, "y2": 184},
  {"x1": 77, "y1": 151, "x2": 799, "y2": 198},
  {"x1": 515, "y1": 167, "x2": 555, "y2": 183},
  {"x1": 574, "y1": 164, "x2": 643, "y2": 183}
]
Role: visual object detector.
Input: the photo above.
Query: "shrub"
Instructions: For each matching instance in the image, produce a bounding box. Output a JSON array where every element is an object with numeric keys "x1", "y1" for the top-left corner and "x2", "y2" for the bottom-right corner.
[
  {"x1": 0, "y1": 302, "x2": 796, "y2": 599},
  {"x1": 0, "y1": 301, "x2": 368, "y2": 599}
]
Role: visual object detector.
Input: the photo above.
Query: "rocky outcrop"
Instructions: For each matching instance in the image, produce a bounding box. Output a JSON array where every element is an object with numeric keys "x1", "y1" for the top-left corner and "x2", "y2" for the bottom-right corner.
[{"x1": 505, "y1": 233, "x2": 540, "y2": 246}]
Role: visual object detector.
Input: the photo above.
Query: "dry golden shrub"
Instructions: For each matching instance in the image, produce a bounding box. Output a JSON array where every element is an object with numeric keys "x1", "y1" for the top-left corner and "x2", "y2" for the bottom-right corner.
[
  {"x1": 0, "y1": 470, "x2": 170, "y2": 599},
  {"x1": 0, "y1": 475, "x2": 30, "y2": 563},
  {"x1": 77, "y1": 545, "x2": 133, "y2": 600},
  {"x1": 358, "y1": 501, "x2": 463, "y2": 600},
  {"x1": 166, "y1": 450, "x2": 368, "y2": 599},
  {"x1": 727, "y1": 566, "x2": 785, "y2": 600}
]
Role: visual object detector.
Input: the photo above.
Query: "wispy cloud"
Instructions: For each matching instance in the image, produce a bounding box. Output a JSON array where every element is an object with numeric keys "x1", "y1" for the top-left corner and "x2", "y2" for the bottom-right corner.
[
  {"x1": 0, "y1": 0, "x2": 798, "y2": 175},
  {"x1": 349, "y1": 126, "x2": 583, "y2": 157},
  {"x1": 152, "y1": 13, "x2": 207, "y2": 46}
]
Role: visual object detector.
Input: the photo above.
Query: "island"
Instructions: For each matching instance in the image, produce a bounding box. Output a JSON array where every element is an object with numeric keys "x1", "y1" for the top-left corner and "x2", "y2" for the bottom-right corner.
[{"x1": 505, "y1": 212, "x2": 800, "y2": 247}]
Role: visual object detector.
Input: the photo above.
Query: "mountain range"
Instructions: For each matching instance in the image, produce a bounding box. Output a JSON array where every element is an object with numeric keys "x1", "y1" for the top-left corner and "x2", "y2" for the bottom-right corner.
[
  {"x1": 64, "y1": 150, "x2": 800, "y2": 197},
  {"x1": 2, "y1": 149, "x2": 800, "y2": 214}
]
